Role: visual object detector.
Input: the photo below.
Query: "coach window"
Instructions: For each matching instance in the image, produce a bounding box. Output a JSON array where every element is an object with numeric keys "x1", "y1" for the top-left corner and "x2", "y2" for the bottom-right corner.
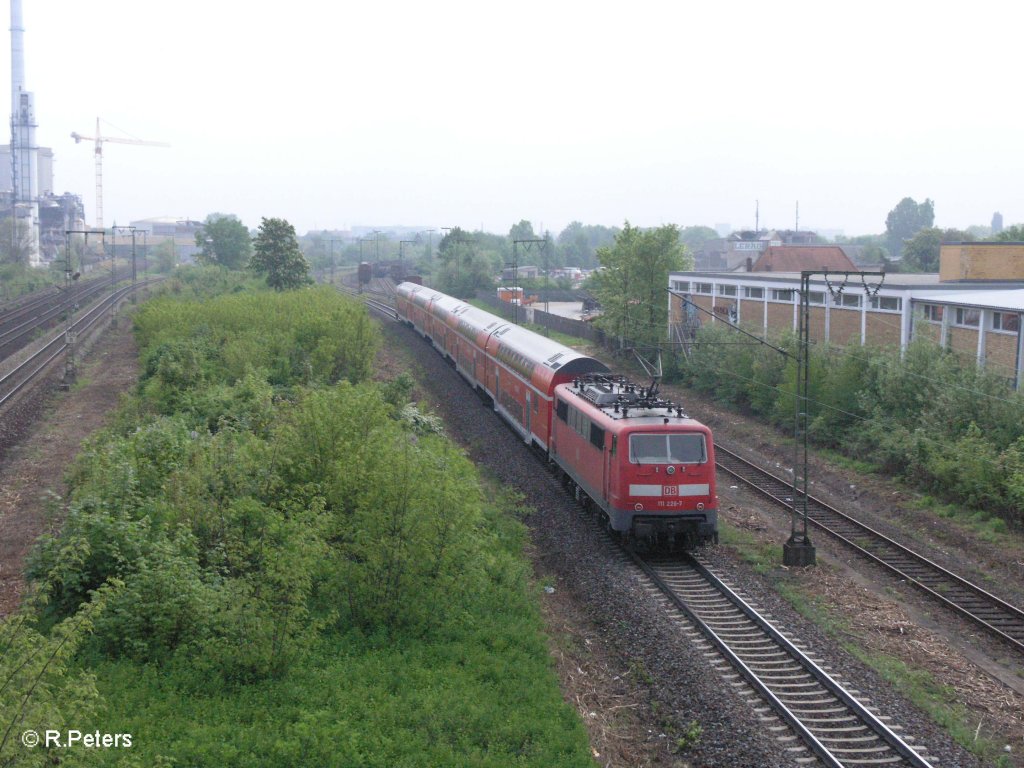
[
  {"x1": 556, "y1": 400, "x2": 568, "y2": 422},
  {"x1": 590, "y1": 424, "x2": 605, "y2": 450},
  {"x1": 629, "y1": 433, "x2": 706, "y2": 464}
]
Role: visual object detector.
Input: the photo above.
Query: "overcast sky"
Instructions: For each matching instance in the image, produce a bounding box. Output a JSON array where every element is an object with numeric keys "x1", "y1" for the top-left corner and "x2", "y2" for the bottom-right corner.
[{"x1": 8, "y1": 0, "x2": 1023, "y2": 238}]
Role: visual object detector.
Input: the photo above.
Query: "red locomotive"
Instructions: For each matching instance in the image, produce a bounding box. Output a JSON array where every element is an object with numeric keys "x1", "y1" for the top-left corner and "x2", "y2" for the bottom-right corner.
[{"x1": 394, "y1": 282, "x2": 718, "y2": 548}]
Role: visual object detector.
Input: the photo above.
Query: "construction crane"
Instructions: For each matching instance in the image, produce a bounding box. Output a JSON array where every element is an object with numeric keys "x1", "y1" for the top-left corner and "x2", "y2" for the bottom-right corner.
[{"x1": 71, "y1": 117, "x2": 169, "y2": 231}]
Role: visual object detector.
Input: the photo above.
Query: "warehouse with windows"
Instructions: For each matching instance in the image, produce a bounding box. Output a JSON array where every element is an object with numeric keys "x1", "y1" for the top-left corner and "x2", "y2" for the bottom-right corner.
[{"x1": 668, "y1": 242, "x2": 1024, "y2": 388}]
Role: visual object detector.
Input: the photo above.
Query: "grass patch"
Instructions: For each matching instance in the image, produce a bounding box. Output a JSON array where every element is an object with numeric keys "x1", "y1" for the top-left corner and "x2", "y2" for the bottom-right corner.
[
  {"x1": 911, "y1": 495, "x2": 1013, "y2": 544},
  {"x1": 815, "y1": 447, "x2": 877, "y2": 476},
  {"x1": 718, "y1": 522, "x2": 778, "y2": 576},
  {"x1": 844, "y1": 649, "x2": 1012, "y2": 765}
]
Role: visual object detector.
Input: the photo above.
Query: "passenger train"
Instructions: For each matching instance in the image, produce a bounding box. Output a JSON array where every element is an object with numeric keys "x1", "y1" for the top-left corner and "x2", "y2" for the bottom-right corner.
[{"x1": 395, "y1": 282, "x2": 718, "y2": 548}]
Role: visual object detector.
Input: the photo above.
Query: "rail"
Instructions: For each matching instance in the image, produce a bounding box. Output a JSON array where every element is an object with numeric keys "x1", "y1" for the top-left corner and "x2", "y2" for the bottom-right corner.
[
  {"x1": 715, "y1": 444, "x2": 1024, "y2": 654},
  {"x1": 629, "y1": 547, "x2": 934, "y2": 767},
  {"x1": 0, "y1": 279, "x2": 155, "y2": 409}
]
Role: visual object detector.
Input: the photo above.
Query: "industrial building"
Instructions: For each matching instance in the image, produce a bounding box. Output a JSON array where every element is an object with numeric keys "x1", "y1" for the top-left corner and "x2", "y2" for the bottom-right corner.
[{"x1": 669, "y1": 242, "x2": 1024, "y2": 388}]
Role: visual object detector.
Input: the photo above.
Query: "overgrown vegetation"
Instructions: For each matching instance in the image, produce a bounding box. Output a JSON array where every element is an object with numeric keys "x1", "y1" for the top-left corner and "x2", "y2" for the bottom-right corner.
[
  {"x1": 679, "y1": 325, "x2": 1024, "y2": 527},
  {"x1": 2, "y1": 270, "x2": 592, "y2": 766}
]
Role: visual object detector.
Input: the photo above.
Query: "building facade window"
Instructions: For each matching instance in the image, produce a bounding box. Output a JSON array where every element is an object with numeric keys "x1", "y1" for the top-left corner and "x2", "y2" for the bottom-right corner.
[
  {"x1": 835, "y1": 293, "x2": 862, "y2": 308},
  {"x1": 744, "y1": 286, "x2": 764, "y2": 299},
  {"x1": 954, "y1": 307, "x2": 981, "y2": 327},
  {"x1": 870, "y1": 296, "x2": 902, "y2": 312},
  {"x1": 770, "y1": 289, "x2": 794, "y2": 302},
  {"x1": 695, "y1": 282, "x2": 713, "y2": 295},
  {"x1": 922, "y1": 305, "x2": 943, "y2": 322},
  {"x1": 716, "y1": 284, "x2": 737, "y2": 297},
  {"x1": 672, "y1": 280, "x2": 690, "y2": 292},
  {"x1": 808, "y1": 291, "x2": 825, "y2": 305},
  {"x1": 992, "y1": 312, "x2": 1020, "y2": 333}
]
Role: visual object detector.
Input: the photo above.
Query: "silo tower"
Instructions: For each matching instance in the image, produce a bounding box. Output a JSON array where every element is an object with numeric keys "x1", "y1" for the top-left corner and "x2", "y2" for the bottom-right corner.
[{"x1": 9, "y1": 0, "x2": 40, "y2": 267}]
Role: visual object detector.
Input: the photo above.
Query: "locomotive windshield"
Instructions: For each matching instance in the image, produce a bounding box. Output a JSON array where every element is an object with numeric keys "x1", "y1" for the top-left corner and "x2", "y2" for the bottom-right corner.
[{"x1": 629, "y1": 433, "x2": 706, "y2": 464}]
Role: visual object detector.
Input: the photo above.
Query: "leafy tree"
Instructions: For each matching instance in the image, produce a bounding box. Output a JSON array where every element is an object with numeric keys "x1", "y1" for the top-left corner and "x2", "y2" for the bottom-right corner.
[
  {"x1": 885, "y1": 197, "x2": 934, "y2": 259},
  {"x1": 250, "y1": 217, "x2": 311, "y2": 291},
  {"x1": 996, "y1": 224, "x2": 1024, "y2": 241},
  {"x1": 0, "y1": 217, "x2": 34, "y2": 266},
  {"x1": 554, "y1": 222, "x2": 618, "y2": 269},
  {"x1": 590, "y1": 222, "x2": 690, "y2": 349},
  {"x1": 678, "y1": 225, "x2": 719, "y2": 251},
  {"x1": 901, "y1": 227, "x2": 972, "y2": 272},
  {"x1": 437, "y1": 227, "x2": 493, "y2": 298},
  {"x1": 196, "y1": 213, "x2": 252, "y2": 270},
  {"x1": 151, "y1": 239, "x2": 178, "y2": 273},
  {"x1": 508, "y1": 219, "x2": 536, "y2": 241}
]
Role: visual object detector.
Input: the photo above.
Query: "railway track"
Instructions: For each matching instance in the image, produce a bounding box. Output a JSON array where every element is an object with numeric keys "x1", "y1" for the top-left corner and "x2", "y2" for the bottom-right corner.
[
  {"x1": 0, "y1": 279, "x2": 154, "y2": 411},
  {"x1": 336, "y1": 282, "x2": 398, "y2": 320},
  {"x1": 715, "y1": 445, "x2": 1024, "y2": 655},
  {"x1": 0, "y1": 272, "x2": 129, "y2": 361},
  {"x1": 629, "y1": 547, "x2": 934, "y2": 767}
]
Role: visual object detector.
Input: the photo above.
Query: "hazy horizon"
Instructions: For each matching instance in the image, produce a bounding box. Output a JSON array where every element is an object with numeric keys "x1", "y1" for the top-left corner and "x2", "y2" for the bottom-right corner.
[{"x1": 6, "y1": 0, "x2": 1022, "y2": 238}]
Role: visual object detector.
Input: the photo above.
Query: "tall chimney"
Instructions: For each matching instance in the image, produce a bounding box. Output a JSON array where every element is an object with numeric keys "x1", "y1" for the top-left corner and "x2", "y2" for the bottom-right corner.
[{"x1": 10, "y1": 0, "x2": 40, "y2": 266}]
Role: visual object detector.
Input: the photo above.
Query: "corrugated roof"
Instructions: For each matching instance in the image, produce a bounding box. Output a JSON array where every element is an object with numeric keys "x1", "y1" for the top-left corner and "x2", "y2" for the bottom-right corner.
[{"x1": 919, "y1": 289, "x2": 1024, "y2": 312}]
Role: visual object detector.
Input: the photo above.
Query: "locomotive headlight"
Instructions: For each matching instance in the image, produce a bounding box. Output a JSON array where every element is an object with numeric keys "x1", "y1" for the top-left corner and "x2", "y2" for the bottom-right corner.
[
  {"x1": 666, "y1": 465, "x2": 676, "y2": 475},
  {"x1": 634, "y1": 503, "x2": 643, "y2": 512},
  {"x1": 696, "y1": 503, "x2": 705, "y2": 511}
]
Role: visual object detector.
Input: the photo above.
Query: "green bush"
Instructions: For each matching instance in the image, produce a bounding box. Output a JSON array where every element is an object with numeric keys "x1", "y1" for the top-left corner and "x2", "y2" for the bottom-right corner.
[
  {"x1": 680, "y1": 327, "x2": 1024, "y2": 526},
  {"x1": 21, "y1": 280, "x2": 594, "y2": 766}
]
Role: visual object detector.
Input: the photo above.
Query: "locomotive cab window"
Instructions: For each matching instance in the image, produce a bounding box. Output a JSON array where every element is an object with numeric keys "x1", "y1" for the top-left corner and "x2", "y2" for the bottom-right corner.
[
  {"x1": 629, "y1": 433, "x2": 706, "y2": 464},
  {"x1": 556, "y1": 399, "x2": 568, "y2": 422}
]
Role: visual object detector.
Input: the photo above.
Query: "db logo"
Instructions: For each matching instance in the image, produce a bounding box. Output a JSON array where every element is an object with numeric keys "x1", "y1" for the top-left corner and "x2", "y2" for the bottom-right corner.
[{"x1": 662, "y1": 485, "x2": 678, "y2": 496}]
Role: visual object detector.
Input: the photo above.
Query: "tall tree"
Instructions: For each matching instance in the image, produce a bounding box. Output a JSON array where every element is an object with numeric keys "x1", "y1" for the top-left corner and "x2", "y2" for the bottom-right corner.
[
  {"x1": 250, "y1": 217, "x2": 311, "y2": 291},
  {"x1": 555, "y1": 221, "x2": 618, "y2": 269},
  {"x1": 678, "y1": 225, "x2": 719, "y2": 252},
  {"x1": 508, "y1": 220, "x2": 535, "y2": 241},
  {"x1": 437, "y1": 227, "x2": 491, "y2": 298},
  {"x1": 885, "y1": 197, "x2": 934, "y2": 259},
  {"x1": 196, "y1": 213, "x2": 252, "y2": 269},
  {"x1": 901, "y1": 227, "x2": 972, "y2": 272},
  {"x1": 590, "y1": 222, "x2": 690, "y2": 349}
]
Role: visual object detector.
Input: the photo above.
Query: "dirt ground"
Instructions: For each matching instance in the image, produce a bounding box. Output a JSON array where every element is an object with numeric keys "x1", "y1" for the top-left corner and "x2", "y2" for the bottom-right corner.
[{"x1": 0, "y1": 319, "x2": 139, "y2": 617}]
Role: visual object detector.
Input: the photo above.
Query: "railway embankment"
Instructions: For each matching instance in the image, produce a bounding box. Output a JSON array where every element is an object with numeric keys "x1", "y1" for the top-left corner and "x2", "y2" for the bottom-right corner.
[{"x1": 0, "y1": 272, "x2": 598, "y2": 768}]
